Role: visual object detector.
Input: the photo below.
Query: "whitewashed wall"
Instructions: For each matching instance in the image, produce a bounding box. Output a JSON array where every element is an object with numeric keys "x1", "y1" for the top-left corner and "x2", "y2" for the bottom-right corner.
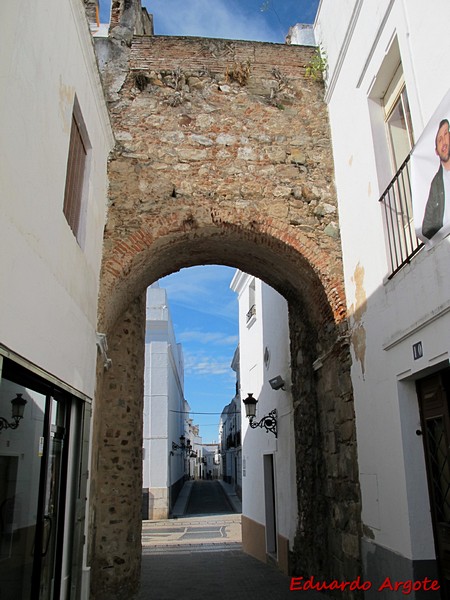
[
  {"x1": 0, "y1": 0, "x2": 113, "y2": 396},
  {"x1": 143, "y1": 285, "x2": 186, "y2": 510},
  {"x1": 231, "y1": 272, "x2": 297, "y2": 550},
  {"x1": 315, "y1": 0, "x2": 450, "y2": 579}
]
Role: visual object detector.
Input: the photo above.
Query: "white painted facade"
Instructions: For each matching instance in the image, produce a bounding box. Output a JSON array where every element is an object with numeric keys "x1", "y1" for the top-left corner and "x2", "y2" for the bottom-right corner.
[
  {"x1": 201, "y1": 444, "x2": 220, "y2": 479},
  {"x1": 285, "y1": 23, "x2": 315, "y2": 46},
  {"x1": 0, "y1": 0, "x2": 113, "y2": 393},
  {"x1": 219, "y1": 347, "x2": 242, "y2": 497},
  {"x1": 231, "y1": 272, "x2": 297, "y2": 572},
  {"x1": 186, "y1": 419, "x2": 202, "y2": 479},
  {"x1": 143, "y1": 284, "x2": 188, "y2": 519},
  {"x1": 0, "y1": 1, "x2": 113, "y2": 598},
  {"x1": 314, "y1": 0, "x2": 450, "y2": 588}
]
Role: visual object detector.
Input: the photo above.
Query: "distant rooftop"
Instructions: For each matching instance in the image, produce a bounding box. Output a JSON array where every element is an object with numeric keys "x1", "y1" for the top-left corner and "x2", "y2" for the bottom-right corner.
[{"x1": 285, "y1": 23, "x2": 316, "y2": 46}]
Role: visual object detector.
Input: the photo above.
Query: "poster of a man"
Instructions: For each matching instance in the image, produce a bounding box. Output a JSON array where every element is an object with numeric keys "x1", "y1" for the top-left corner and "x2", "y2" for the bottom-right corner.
[
  {"x1": 412, "y1": 89, "x2": 450, "y2": 248},
  {"x1": 421, "y1": 119, "x2": 450, "y2": 239}
]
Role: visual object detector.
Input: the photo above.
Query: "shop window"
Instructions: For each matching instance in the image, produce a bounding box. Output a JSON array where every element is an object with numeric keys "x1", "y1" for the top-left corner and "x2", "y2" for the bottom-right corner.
[{"x1": 0, "y1": 351, "x2": 90, "y2": 600}]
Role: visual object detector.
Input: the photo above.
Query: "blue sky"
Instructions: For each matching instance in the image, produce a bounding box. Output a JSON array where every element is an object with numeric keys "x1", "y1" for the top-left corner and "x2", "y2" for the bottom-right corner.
[
  {"x1": 159, "y1": 266, "x2": 239, "y2": 443},
  {"x1": 99, "y1": 0, "x2": 319, "y2": 43}
]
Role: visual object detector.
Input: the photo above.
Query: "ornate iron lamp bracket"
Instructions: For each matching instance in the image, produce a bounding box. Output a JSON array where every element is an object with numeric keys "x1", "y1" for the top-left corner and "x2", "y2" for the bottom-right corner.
[{"x1": 249, "y1": 409, "x2": 277, "y2": 438}]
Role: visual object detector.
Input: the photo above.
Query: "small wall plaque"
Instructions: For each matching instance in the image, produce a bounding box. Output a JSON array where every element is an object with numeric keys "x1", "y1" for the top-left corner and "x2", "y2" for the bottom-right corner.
[{"x1": 413, "y1": 341, "x2": 423, "y2": 360}]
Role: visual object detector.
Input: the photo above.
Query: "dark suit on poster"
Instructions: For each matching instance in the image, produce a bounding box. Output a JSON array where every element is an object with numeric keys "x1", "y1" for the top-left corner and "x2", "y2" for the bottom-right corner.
[{"x1": 422, "y1": 164, "x2": 445, "y2": 239}]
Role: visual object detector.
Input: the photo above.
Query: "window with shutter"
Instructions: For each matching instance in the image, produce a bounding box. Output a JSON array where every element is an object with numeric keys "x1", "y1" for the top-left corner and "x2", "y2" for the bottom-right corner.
[{"x1": 63, "y1": 103, "x2": 90, "y2": 244}]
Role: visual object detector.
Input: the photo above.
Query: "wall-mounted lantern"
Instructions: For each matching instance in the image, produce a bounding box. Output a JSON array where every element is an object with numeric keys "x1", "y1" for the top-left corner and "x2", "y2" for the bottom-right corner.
[
  {"x1": 242, "y1": 393, "x2": 277, "y2": 438},
  {"x1": 0, "y1": 393, "x2": 27, "y2": 432},
  {"x1": 172, "y1": 435, "x2": 192, "y2": 454}
]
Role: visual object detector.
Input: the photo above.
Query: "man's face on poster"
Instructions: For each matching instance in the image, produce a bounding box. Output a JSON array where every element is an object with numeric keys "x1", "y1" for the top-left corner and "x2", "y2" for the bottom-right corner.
[{"x1": 435, "y1": 121, "x2": 450, "y2": 164}]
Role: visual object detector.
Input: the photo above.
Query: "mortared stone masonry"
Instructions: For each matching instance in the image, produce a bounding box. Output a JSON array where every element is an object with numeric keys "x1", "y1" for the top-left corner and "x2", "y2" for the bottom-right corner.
[{"x1": 89, "y1": 2, "x2": 362, "y2": 598}]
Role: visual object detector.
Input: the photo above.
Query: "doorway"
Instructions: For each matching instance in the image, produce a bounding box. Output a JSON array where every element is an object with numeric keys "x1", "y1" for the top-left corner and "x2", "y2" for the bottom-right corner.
[
  {"x1": 0, "y1": 356, "x2": 88, "y2": 600},
  {"x1": 263, "y1": 454, "x2": 277, "y2": 557},
  {"x1": 417, "y1": 368, "x2": 450, "y2": 597}
]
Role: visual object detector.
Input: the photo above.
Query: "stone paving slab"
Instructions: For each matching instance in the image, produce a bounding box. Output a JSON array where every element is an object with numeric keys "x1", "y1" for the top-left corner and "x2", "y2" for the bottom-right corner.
[{"x1": 142, "y1": 514, "x2": 242, "y2": 548}]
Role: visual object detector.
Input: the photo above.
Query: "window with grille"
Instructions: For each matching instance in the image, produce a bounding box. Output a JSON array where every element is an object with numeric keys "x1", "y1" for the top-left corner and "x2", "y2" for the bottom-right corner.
[
  {"x1": 366, "y1": 37, "x2": 424, "y2": 278},
  {"x1": 379, "y1": 66, "x2": 423, "y2": 276},
  {"x1": 63, "y1": 103, "x2": 90, "y2": 244}
]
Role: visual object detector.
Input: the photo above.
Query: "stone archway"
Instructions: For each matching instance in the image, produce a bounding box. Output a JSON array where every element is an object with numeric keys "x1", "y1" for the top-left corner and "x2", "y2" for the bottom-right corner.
[{"x1": 90, "y1": 8, "x2": 362, "y2": 598}]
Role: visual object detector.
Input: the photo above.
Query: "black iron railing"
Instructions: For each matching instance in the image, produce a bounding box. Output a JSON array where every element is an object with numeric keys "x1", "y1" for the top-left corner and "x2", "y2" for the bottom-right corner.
[{"x1": 379, "y1": 154, "x2": 423, "y2": 279}]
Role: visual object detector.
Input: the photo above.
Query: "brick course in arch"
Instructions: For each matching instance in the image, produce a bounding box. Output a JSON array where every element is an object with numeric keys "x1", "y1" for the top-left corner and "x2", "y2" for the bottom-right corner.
[
  {"x1": 91, "y1": 17, "x2": 362, "y2": 599},
  {"x1": 98, "y1": 205, "x2": 347, "y2": 333}
]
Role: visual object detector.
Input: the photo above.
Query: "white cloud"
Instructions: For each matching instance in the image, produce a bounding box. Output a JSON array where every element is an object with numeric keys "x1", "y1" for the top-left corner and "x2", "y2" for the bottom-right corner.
[
  {"x1": 159, "y1": 265, "x2": 238, "y2": 323},
  {"x1": 184, "y1": 350, "x2": 235, "y2": 376},
  {"x1": 178, "y1": 330, "x2": 238, "y2": 346},
  {"x1": 147, "y1": 0, "x2": 282, "y2": 42}
]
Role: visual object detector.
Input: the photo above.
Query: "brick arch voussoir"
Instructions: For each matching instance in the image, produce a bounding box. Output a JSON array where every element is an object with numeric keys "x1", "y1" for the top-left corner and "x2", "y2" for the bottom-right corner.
[{"x1": 98, "y1": 206, "x2": 346, "y2": 334}]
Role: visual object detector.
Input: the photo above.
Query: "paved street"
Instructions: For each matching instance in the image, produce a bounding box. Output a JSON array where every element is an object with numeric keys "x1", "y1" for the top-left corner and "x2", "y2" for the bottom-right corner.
[
  {"x1": 142, "y1": 513, "x2": 242, "y2": 553},
  {"x1": 139, "y1": 547, "x2": 302, "y2": 600},
  {"x1": 139, "y1": 481, "x2": 329, "y2": 600},
  {"x1": 140, "y1": 513, "x2": 301, "y2": 600},
  {"x1": 185, "y1": 480, "x2": 235, "y2": 515}
]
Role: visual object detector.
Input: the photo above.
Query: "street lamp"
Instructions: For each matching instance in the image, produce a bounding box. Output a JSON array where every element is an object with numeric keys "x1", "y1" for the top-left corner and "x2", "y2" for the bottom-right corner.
[
  {"x1": 172, "y1": 436, "x2": 192, "y2": 454},
  {"x1": 242, "y1": 393, "x2": 277, "y2": 438},
  {"x1": 0, "y1": 393, "x2": 27, "y2": 432}
]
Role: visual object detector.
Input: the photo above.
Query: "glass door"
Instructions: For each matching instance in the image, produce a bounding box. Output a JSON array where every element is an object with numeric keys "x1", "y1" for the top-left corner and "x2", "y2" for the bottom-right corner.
[
  {"x1": 417, "y1": 370, "x2": 450, "y2": 599},
  {"x1": 0, "y1": 371, "x2": 70, "y2": 600},
  {"x1": 0, "y1": 377, "x2": 47, "y2": 600},
  {"x1": 36, "y1": 398, "x2": 68, "y2": 600}
]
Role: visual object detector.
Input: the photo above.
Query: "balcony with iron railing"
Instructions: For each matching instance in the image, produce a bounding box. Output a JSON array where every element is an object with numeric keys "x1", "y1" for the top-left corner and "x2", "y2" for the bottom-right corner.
[{"x1": 379, "y1": 154, "x2": 424, "y2": 279}]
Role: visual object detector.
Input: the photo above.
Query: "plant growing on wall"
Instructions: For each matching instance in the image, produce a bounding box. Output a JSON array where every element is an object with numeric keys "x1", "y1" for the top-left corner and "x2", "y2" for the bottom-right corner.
[
  {"x1": 305, "y1": 46, "x2": 328, "y2": 80},
  {"x1": 269, "y1": 67, "x2": 290, "y2": 109},
  {"x1": 225, "y1": 60, "x2": 251, "y2": 86}
]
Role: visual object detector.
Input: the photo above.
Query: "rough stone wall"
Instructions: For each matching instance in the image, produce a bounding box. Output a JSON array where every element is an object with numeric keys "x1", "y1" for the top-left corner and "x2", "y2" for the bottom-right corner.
[
  {"x1": 90, "y1": 294, "x2": 146, "y2": 600},
  {"x1": 96, "y1": 36, "x2": 345, "y2": 331},
  {"x1": 288, "y1": 297, "x2": 362, "y2": 595},
  {"x1": 90, "y1": 28, "x2": 362, "y2": 600}
]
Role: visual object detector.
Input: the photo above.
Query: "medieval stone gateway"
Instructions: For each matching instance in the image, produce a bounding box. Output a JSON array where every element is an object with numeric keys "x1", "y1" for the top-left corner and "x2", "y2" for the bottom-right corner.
[{"x1": 90, "y1": 10, "x2": 362, "y2": 599}]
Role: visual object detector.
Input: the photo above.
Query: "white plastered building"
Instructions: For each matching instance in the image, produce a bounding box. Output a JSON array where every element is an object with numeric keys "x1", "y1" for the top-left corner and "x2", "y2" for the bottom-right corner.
[
  {"x1": 219, "y1": 347, "x2": 242, "y2": 498},
  {"x1": 0, "y1": 1, "x2": 113, "y2": 598},
  {"x1": 143, "y1": 284, "x2": 189, "y2": 519},
  {"x1": 231, "y1": 272, "x2": 297, "y2": 575},
  {"x1": 314, "y1": 0, "x2": 450, "y2": 593}
]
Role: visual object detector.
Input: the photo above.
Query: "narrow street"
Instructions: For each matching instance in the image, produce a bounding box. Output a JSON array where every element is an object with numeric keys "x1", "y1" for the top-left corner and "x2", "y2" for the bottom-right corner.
[
  {"x1": 185, "y1": 480, "x2": 235, "y2": 515},
  {"x1": 139, "y1": 481, "x2": 328, "y2": 600}
]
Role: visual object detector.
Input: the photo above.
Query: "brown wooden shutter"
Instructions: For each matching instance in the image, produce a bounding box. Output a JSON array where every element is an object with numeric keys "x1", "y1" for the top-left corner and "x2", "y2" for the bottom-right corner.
[{"x1": 63, "y1": 114, "x2": 87, "y2": 238}]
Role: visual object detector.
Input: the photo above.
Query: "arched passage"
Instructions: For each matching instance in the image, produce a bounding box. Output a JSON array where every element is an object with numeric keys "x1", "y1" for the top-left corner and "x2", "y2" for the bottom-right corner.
[
  {"x1": 90, "y1": 213, "x2": 361, "y2": 599},
  {"x1": 91, "y1": 14, "x2": 362, "y2": 597},
  {"x1": 99, "y1": 204, "x2": 346, "y2": 332}
]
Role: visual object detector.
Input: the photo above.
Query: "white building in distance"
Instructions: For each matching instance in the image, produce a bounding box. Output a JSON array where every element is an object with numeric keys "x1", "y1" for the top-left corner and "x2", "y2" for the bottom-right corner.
[
  {"x1": 231, "y1": 272, "x2": 297, "y2": 575},
  {"x1": 142, "y1": 284, "x2": 190, "y2": 519},
  {"x1": 219, "y1": 347, "x2": 242, "y2": 498}
]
